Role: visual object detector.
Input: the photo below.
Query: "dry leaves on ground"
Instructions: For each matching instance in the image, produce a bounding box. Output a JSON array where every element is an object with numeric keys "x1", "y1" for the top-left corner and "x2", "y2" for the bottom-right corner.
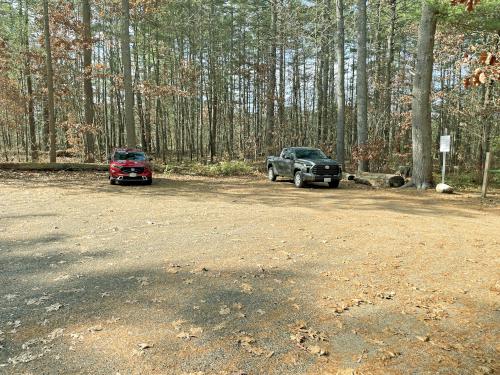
[
  {"x1": 237, "y1": 333, "x2": 274, "y2": 358},
  {"x1": 289, "y1": 321, "x2": 328, "y2": 356}
]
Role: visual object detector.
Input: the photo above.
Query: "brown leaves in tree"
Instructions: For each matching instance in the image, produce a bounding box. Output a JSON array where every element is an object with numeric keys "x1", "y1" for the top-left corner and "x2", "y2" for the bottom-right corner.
[
  {"x1": 463, "y1": 52, "x2": 499, "y2": 88},
  {"x1": 450, "y1": 0, "x2": 480, "y2": 12}
]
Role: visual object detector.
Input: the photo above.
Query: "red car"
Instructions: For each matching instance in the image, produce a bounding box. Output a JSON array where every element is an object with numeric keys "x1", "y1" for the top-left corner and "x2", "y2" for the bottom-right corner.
[{"x1": 108, "y1": 148, "x2": 153, "y2": 185}]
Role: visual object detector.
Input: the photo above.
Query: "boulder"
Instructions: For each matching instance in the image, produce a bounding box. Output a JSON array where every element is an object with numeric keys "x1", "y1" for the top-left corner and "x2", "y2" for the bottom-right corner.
[{"x1": 436, "y1": 183, "x2": 454, "y2": 194}]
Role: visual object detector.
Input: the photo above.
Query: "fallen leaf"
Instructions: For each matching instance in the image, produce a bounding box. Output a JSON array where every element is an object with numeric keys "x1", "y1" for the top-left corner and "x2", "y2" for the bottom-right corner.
[
  {"x1": 172, "y1": 319, "x2": 187, "y2": 330},
  {"x1": 54, "y1": 274, "x2": 70, "y2": 282},
  {"x1": 308, "y1": 345, "x2": 327, "y2": 356},
  {"x1": 26, "y1": 295, "x2": 51, "y2": 306},
  {"x1": 176, "y1": 331, "x2": 191, "y2": 339},
  {"x1": 219, "y1": 306, "x2": 231, "y2": 315},
  {"x1": 45, "y1": 303, "x2": 63, "y2": 312},
  {"x1": 377, "y1": 291, "x2": 395, "y2": 300},
  {"x1": 137, "y1": 277, "x2": 150, "y2": 286},
  {"x1": 416, "y1": 335, "x2": 430, "y2": 342},
  {"x1": 88, "y1": 325, "x2": 103, "y2": 333},
  {"x1": 212, "y1": 323, "x2": 226, "y2": 331},
  {"x1": 189, "y1": 327, "x2": 203, "y2": 337},
  {"x1": 47, "y1": 328, "x2": 64, "y2": 341},
  {"x1": 240, "y1": 283, "x2": 253, "y2": 294}
]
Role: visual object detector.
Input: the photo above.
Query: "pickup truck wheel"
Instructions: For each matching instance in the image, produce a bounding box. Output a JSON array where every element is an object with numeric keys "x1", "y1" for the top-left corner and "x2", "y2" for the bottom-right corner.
[
  {"x1": 268, "y1": 167, "x2": 277, "y2": 181},
  {"x1": 328, "y1": 180, "x2": 340, "y2": 188},
  {"x1": 109, "y1": 176, "x2": 116, "y2": 185},
  {"x1": 294, "y1": 171, "x2": 305, "y2": 188}
]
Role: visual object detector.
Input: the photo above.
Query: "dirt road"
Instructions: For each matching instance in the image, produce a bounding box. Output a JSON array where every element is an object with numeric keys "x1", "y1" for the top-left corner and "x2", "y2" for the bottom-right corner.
[{"x1": 0, "y1": 171, "x2": 498, "y2": 374}]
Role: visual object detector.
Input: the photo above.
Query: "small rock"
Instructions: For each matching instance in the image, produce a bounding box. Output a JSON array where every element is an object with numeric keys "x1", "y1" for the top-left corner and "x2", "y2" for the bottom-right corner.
[{"x1": 436, "y1": 183, "x2": 453, "y2": 194}]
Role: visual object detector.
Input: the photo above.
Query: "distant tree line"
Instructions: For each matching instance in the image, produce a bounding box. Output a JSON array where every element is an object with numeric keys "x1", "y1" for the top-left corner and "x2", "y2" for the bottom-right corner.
[{"x1": 0, "y1": 0, "x2": 498, "y2": 188}]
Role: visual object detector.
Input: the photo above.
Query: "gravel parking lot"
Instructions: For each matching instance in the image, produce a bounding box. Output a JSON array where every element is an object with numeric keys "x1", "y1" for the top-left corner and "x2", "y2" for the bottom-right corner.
[{"x1": 0, "y1": 171, "x2": 498, "y2": 374}]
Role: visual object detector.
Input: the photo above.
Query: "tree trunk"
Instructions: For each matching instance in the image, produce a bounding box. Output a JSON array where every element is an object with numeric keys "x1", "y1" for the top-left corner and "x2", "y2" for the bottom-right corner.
[
  {"x1": 82, "y1": 0, "x2": 95, "y2": 162},
  {"x1": 335, "y1": 0, "x2": 345, "y2": 167},
  {"x1": 24, "y1": 0, "x2": 37, "y2": 161},
  {"x1": 266, "y1": 0, "x2": 277, "y2": 155},
  {"x1": 356, "y1": 0, "x2": 368, "y2": 172},
  {"x1": 411, "y1": 1, "x2": 437, "y2": 189},
  {"x1": 383, "y1": 0, "x2": 397, "y2": 145},
  {"x1": 121, "y1": 0, "x2": 136, "y2": 148},
  {"x1": 43, "y1": 0, "x2": 56, "y2": 162}
]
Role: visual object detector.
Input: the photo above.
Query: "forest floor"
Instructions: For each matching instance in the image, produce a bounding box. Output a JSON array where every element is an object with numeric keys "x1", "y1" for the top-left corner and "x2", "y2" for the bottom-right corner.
[{"x1": 0, "y1": 171, "x2": 499, "y2": 375}]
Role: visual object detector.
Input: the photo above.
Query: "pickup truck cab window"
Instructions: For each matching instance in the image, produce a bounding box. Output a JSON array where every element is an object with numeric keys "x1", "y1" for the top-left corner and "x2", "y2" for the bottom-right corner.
[{"x1": 295, "y1": 149, "x2": 327, "y2": 159}]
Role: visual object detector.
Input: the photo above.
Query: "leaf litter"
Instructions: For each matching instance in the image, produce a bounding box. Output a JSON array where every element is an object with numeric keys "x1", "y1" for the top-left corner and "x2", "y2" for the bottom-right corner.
[{"x1": 289, "y1": 321, "x2": 328, "y2": 356}]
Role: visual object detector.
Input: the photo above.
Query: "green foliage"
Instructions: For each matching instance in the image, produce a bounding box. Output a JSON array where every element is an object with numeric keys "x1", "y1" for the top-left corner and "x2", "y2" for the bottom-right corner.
[{"x1": 164, "y1": 161, "x2": 256, "y2": 177}]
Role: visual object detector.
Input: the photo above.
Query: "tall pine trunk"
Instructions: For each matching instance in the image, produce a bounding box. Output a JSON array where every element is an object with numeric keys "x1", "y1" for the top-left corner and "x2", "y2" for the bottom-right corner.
[
  {"x1": 383, "y1": 0, "x2": 397, "y2": 146},
  {"x1": 266, "y1": 0, "x2": 277, "y2": 155},
  {"x1": 23, "y1": 0, "x2": 37, "y2": 161},
  {"x1": 43, "y1": 0, "x2": 56, "y2": 162},
  {"x1": 356, "y1": 0, "x2": 368, "y2": 172},
  {"x1": 411, "y1": 1, "x2": 437, "y2": 189},
  {"x1": 82, "y1": 0, "x2": 95, "y2": 161},
  {"x1": 335, "y1": 0, "x2": 345, "y2": 167},
  {"x1": 121, "y1": 0, "x2": 136, "y2": 148}
]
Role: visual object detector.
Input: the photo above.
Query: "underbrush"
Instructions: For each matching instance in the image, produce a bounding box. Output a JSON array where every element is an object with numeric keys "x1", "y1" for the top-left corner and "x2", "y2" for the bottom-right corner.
[
  {"x1": 164, "y1": 160, "x2": 258, "y2": 177},
  {"x1": 438, "y1": 171, "x2": 500, "y2": 190}
]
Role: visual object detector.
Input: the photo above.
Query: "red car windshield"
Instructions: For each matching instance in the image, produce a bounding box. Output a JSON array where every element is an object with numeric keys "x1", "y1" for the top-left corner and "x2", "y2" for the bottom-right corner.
[{"x1": 113, "y1": 152, "x2": 146, "y2": 161}]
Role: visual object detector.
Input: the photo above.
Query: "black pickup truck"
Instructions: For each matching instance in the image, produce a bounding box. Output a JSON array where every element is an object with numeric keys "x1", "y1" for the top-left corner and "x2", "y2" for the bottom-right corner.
[{"x1": 266, "y1": 147, "x2": 342, "y2": 188}]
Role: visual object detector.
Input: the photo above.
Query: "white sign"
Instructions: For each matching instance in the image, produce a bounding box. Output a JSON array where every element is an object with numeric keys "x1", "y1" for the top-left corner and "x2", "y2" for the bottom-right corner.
[{"x1": 440, "y1": 135, "x2": 451, "y2": 153}]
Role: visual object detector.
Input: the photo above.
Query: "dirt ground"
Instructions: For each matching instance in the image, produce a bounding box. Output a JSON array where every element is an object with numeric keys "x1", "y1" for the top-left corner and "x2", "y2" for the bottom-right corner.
[{"x1": 0, "y1": 171, "x2": 498, "y2": 375}]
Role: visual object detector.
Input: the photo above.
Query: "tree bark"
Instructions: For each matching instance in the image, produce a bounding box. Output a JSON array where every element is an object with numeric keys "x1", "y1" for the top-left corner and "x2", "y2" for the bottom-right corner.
[
  {"x1": 121, "y1": 0, "x2": 136, "y2": 148},
  {"x1": 335, "y1": 0, "x2": 345, "y2": 167},
  {"x1": 24, "y1": 0, "x2": 37, "y2": 161},
  {"x1": 383, "y1": 0, "x2": 397, "y2": 145},
  {"x1": 411, "y1": 1, "x2": 437, "y2": 189},
  {"x1": 266, "y1": 0, "x2": 277, "y2": 155},
  {"x1": 82, "y1": 0, "x2": 95, "y2": 162},
  {"x1": 43, "y1": 0, "x2": 56, "y2": 162},
  {"x1": 356, "y1": 0, "x2": 368, "y2": 172}
]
